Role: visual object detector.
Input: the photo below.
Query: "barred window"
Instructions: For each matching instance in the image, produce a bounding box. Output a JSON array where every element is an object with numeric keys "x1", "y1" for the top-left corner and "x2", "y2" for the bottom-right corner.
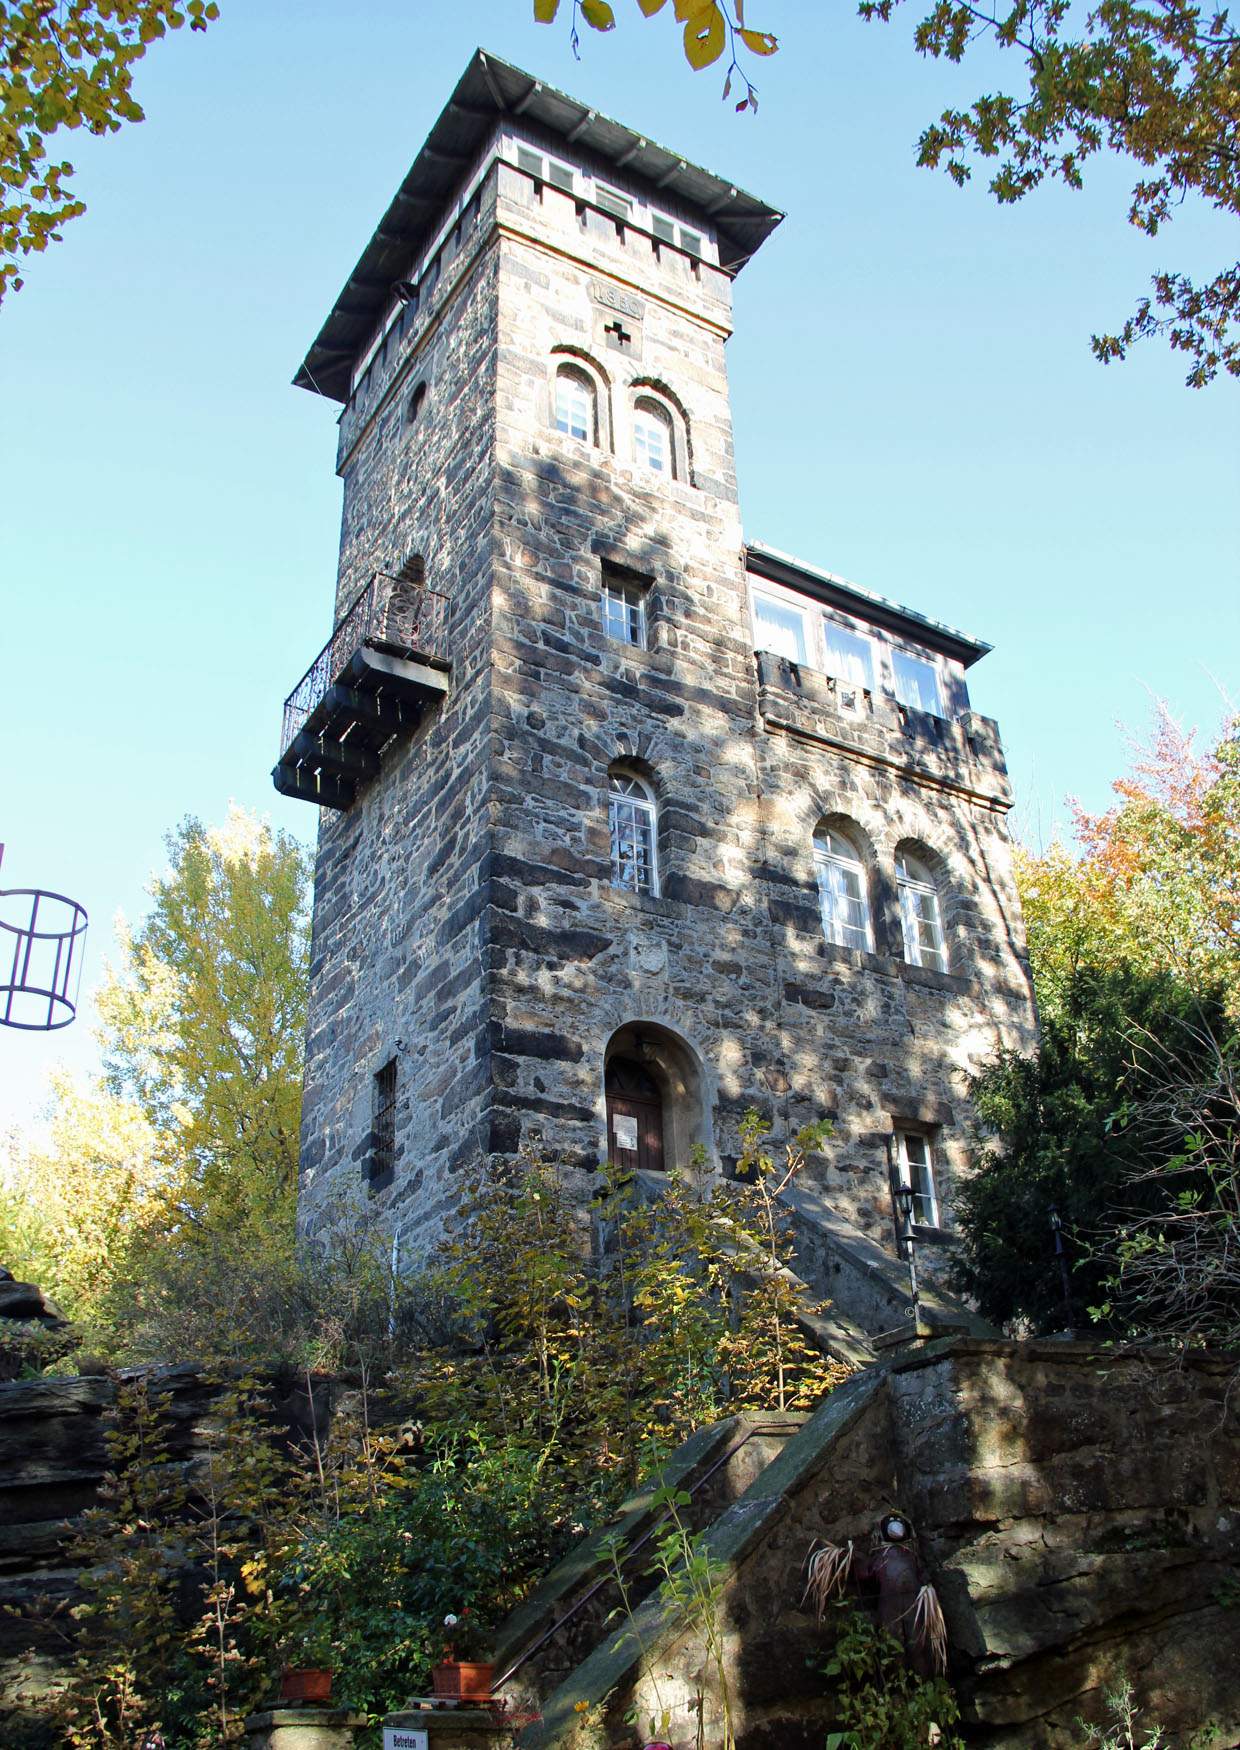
[
  {"x1": 813, "y1": 826, "x2": 873, "y2": 952},
  {"x1": 371, "y1": 1058, "x2": 397, "y2": 1184},
  {"x1": 609, "y1": 768, "x2": 658, "y2": 896}
]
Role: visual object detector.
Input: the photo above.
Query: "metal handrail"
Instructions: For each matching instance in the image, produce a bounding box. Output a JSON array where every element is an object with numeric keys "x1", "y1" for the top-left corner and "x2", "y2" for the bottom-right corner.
[{"x1": 279, "y1": 574, "x2": 450, "y2": 758}]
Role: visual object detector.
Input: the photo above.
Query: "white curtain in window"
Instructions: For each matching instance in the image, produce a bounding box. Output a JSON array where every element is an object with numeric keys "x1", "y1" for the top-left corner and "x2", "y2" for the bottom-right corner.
[
  {"x1": 813, "y1": 827, "x2": 872, "y2": 951},
  {"x1": 753, "y1": 593, "x2": 809, "y2": 665},
  {"x1": 896, "y1": 850, "x2": 947, "y2": 971},
  {"x1": 893, "y1": 650, "x2": 943, "y2": 717},
  {"x1": 823, "y1": 622, "x2": 874, "y2": 692}
]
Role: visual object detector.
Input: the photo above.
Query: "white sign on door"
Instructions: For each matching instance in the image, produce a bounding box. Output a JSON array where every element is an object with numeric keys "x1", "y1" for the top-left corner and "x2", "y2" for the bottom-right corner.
[
  {"x1": 613, "y1": 1114, "x2": 639, "y2": 1152},
  {"x1": 383, "y1": 1729, "x2": 429, "y2": 1750}
]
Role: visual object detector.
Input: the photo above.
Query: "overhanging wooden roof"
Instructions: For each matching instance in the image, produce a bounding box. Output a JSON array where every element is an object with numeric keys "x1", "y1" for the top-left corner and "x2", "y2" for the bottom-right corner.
[{"x1": 295, "y1": 48, "x2": 784, "y2": 403}]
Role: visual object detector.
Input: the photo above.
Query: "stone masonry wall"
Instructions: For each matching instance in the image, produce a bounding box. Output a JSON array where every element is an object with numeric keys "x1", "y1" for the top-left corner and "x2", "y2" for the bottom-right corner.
[{"x1": 295, "y1": 122, "x2": 1037, "y2": 1296}]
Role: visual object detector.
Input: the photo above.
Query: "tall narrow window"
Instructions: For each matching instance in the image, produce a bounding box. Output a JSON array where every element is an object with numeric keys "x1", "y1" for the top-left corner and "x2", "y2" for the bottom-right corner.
[
  {"x1": 752, "y1": 590, "x2": 810, "y2": 665},
  {"x1": 632, "y1": 397, "x2": 676, "y2": 477},
  {"x1": 896, "y1": 850, "x2": 947, "y2": 972},
  {"x1": 609, "y1": 768, "x2": 658, "y2": 895},
  {"x1": 602, "y1": 571, "x2": 648, "y2": 647},
  {"x1": 371, "y1": 1058, "x2": 397, "y2": 1184},
  {"x1": 896, "y1": 1131, "x2": 939, "y2": 1228},
  {"x1": 554, "y1": 365, "x2": 596, "y2": 444},
  {"x1": 813, "y1": 826, "x2": 873, "y2": 952},
  {"x1": 893, "y1": 650, "x2": 944, "y2": 717}
]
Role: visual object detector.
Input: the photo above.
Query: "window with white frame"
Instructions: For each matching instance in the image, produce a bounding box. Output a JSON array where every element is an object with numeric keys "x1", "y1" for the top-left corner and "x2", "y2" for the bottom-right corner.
[
  {"x1": 893, "y1": 649, "x2": 944, "y2": 717},
  {"x1": 609, "y1": 769, "x2": 658, "y2": 895},
  {"x1": 896, "y1": 849, "x2": 948, "y2": 972},
  {"x1": 823, "y1": 620, "x2": 875, "y2": 699},
  {"x1": 813, "y1": 825, "x2": 873, "y2": 952},
  {"x1": 752, "y1": 589, "x2": 810, "y2": 665},
  {"x1": 632, "y1": 397, "x2": 676, "y2": 477},
  {"x1": 554, "y1": 364, "x2": 596, "y2": 444},
  {"x1": 602, "y1": 571, "x2": 648, "y2": 648},
  {"x1": 896, "y1": 1131, "x2": 940, "y2": 1228}
]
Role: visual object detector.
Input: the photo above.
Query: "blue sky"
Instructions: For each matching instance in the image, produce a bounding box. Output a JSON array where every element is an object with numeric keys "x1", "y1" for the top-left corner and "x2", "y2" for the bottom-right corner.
[{"x1": 2, "y1": 0, "x2": 1236, "y2": 1127}]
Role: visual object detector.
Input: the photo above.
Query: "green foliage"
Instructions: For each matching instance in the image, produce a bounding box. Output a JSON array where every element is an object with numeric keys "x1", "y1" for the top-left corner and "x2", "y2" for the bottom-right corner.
[
  {"x1": 1075, "y1": 1672, "x2": 1221, "y2": 1747},
  {"x1": 955, "y1": 965, "x2": 1228, "y2": 1331},
  {"x1": 956, "y1": 709, "x2": 1240, "y2": 1339},
  {"x1": 858, "y1": 0, "x2": 1239, "y2": 383},
  {"x1": 819, "y1": 1603, "x2": 964, "y2": 1750},
  {"x1": 1, "y1": 0, "x2": 219, "y2": 300},
  {"x1": 1, "y1": 808, "x2": 312, "y2": 1367}
]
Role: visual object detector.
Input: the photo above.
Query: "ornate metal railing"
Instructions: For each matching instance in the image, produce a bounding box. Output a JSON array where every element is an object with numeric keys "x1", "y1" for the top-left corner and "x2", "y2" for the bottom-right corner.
[{"x1": 280, "y1": 574, "x2": 450, "y2": 758}]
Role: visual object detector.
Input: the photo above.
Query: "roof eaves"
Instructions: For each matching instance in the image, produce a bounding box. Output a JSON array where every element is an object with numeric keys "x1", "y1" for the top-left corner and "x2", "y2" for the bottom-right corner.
[{"x1": 745, "y1": 540, "x2": 993, "y2": 666}]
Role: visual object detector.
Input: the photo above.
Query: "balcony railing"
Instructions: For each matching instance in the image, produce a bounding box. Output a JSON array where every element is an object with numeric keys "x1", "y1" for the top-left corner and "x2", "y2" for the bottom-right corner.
[{"x1": 279, "y1": 574, "x2": 450, "y2": 760}]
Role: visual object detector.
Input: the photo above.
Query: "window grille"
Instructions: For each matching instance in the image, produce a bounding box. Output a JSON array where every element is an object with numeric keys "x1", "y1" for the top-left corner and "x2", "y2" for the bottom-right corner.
[{"x1": 371, "y1": 1058, "x2": 397, "y2": 1183}]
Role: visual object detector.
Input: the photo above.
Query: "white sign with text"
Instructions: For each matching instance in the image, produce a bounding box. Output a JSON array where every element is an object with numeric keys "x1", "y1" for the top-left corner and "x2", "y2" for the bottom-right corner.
[
  {"x1": 613, "y1": 1113, "x2": 638, "y2": 1151},
  {"x1": 382, "y1": 1729, "x2": 429, "y2": 1750}
]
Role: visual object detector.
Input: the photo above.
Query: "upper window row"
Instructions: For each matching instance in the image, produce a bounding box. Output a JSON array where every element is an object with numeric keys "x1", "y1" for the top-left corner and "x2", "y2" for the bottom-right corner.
[
  {"x1": 514, "y1": 147, "x2": 705, "y2": 259},
  {"x1": 752, "y1": 584, "x2": 947, "y2": 719},
  {"x1": 554, "y1": 364, "x2": 681, "y2": 481}
]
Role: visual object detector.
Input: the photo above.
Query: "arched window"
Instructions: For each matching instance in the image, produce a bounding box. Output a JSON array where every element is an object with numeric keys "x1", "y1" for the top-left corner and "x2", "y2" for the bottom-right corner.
[
  {"x1": 609, "y1": 768, "x2": 658, "y2": 896},
  {"x1": 554, "y1": 364, "x2": 597, "y2": 444},
  {"x1": 632, "y1": 396, "x2": 676, "y2": 478},
  {"x1": 407, "y1": 382, "x2": 427, "y2": 428},
  {"x1": 813, "y1": 825, "x2": 873, "y2": 952},
  {"x1": 896, "y1": 849, "x2": 947, "y2": 972}
]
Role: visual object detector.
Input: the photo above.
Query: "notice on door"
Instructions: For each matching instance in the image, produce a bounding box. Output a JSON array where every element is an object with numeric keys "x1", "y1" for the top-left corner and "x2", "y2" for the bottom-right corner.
[
  {"x1": 383, "y1": 1729, "x2": 429, "y2": 1750},
  {"x1": 613, "y1": 1114, "x2": 639, "y2": 1152}
]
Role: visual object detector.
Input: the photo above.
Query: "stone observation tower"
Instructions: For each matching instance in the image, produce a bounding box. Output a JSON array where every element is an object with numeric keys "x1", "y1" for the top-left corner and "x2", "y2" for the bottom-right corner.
[{"x1": 278, "y1": 51, "x2": 1037, "y2": 1325}]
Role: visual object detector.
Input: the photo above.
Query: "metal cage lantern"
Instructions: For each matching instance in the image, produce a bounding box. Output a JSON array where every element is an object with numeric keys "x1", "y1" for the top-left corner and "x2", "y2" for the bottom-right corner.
[{"x1": 0, "y1": 847, "x2": 88, "y2": 1032}]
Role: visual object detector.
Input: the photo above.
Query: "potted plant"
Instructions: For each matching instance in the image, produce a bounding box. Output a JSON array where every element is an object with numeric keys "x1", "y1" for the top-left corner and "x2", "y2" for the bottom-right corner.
[
  {"x1": 432, "y1": 1608, "x2": 494, "y2": 1701},
  {"x1": 278, "y1": 1625, "x2": 335, "y2": 1705}
]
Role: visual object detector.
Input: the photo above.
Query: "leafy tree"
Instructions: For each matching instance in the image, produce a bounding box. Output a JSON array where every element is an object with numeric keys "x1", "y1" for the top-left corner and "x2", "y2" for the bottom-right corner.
[
  {"x1": 0, "y1": 0, "x2": 219, "y2": 301},
  {"x1": 96, "y1": 805, "x2": 309, "y2": 1233},
  {"x1": 0, "y1": 807, "x2": 311, "y2": 1362},
  {"x1": 538, "y1": 0, "x2": 1239, "y2": 384},
  {"x1": 956, "y1": 707, "x2": 1239, "y2": 1334}
]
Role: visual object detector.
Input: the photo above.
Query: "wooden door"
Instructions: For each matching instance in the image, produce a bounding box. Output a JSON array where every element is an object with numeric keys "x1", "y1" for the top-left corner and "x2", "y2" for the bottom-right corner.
[{"x1": 605, "y1": 1055, "x2": 665, "y2": 1175}]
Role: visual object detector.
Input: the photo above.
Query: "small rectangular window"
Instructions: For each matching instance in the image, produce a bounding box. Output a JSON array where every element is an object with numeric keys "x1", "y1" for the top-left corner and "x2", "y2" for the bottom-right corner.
[
  {"x1": 547, "y1": 159, "x2": 575, "y2": 193},
  {"x1": 651, "y1": 214, "x2": 676, "y2": 245},
  {"x1": 896, "y1": 1131, "x2": 939, "y2": 1229},
  {"x1": 595, "y1": 183, "x2": 633, "y2": 220},
  {"x1": 602, "y1": 570, "x2": 649, "y2": 648},
  {"x1": 517, "y1": 146, "x2": 544, "y2": 178},
  {"x1": 371, "y1": 1059, "x2": 397, "y2": 1184},
  {"x1": 679, "y1": 227, "x2": 702, "y2": 257},
  {"x1": 823, "y1": 620, "x2": 874, "y2": 694},
  {"x1": 893, "y1": 650, "x2": 944, "y2": 718},
  {"x1": 752, "y1": 590, "x2": 809, "y2": 666}
]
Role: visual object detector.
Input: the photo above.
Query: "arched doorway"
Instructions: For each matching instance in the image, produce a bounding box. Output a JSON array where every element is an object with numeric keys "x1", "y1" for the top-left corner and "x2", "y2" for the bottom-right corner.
[
  {"x1": 602, "y1": 1022, "x2": 713, "y2": 1176},
  {"x1": 605, "y1": 1055, "x2": 665, "y2": 1175}
]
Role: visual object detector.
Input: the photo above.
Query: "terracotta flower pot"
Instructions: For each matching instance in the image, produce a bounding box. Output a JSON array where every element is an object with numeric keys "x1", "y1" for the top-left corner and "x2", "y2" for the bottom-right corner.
[
  {"x1": 432, "y1": 1660, "x2": 494, "y2": 1701},
  {"x1": 279, "y1": 1666, "x2": 333, "y2": 1704}
]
